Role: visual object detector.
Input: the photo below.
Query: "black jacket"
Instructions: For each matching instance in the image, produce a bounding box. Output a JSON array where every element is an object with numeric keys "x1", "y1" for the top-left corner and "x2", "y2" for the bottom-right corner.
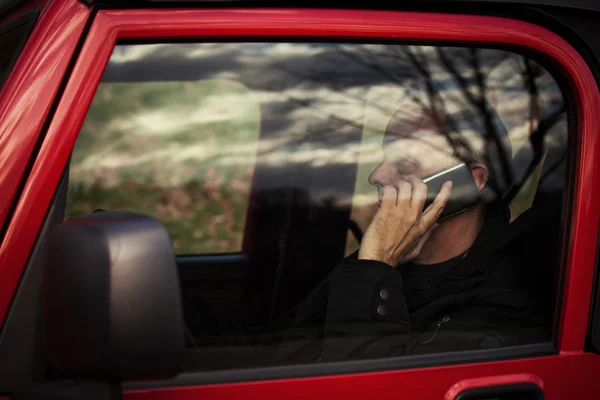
[{"x1": 274, "y1": 206, "x2": 546, "y2": 363}]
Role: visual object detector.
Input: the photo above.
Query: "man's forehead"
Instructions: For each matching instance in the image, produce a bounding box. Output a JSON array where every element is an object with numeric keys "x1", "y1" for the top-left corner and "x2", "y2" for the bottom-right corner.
[{"x1": 382, "y1": 129, "x2": 453, "y2": 153}]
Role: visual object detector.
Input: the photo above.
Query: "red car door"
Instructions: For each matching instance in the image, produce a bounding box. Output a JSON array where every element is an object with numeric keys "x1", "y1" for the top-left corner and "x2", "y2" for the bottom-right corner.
[{"x1": 1, "y1": 1, "x2": 600, "y2": 399}]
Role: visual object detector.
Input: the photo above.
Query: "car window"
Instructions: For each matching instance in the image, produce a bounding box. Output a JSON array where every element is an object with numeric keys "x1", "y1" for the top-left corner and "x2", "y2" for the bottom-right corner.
[
  {"x1": 67, "y1": 42, "x2": 568, "y2": 370},
  {"x1": 67, "y1": 77, "x2": 259, "y2": 254},
  {"x1": 0, "y1": 13, "x2": 36, "y2": 92}
]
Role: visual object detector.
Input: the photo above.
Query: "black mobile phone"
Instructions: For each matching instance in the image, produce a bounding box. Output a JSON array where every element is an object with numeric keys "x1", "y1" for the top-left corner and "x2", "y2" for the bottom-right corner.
[{"x1": 422, "y1": 163, "x2": 480, "y2": 221}]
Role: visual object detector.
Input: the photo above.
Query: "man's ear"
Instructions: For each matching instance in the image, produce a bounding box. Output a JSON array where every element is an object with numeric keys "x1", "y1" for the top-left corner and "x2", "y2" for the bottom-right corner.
[{"x1": 470, "y1": 163, "x2": 489, "y2": 191}]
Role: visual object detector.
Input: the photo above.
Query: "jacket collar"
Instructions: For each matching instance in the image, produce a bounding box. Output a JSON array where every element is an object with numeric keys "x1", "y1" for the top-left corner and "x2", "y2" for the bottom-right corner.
[{"x1": 406, "y1": 202, "x2": 511, "y2": 291}]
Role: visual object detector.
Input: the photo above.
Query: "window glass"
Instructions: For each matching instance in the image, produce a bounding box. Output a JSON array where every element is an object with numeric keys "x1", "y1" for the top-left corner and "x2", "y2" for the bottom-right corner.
[
  {"x1": 68, "y1": 78, "x2": 259, "y2": 254},
  {"x1": 68, "y1": 42, "x2": 568, "y2": 370}
]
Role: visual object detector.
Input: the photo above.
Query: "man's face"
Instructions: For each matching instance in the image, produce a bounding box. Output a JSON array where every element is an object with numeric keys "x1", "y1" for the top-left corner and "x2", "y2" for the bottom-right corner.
[{"x1": 368, "y1": 130, "x2": 460, "y2": 201}]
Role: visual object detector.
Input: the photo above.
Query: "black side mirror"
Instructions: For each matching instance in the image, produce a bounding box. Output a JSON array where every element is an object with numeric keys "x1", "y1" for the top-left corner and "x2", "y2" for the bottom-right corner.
[{"x1": 43, "y1": 211, "x2": 184, "y2": 381}]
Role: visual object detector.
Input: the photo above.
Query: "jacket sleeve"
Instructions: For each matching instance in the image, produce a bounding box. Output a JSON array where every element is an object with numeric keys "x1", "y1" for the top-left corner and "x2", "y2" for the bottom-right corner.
[{"x1": 321, "y1": 258, "x2": 412, "y2": 361}]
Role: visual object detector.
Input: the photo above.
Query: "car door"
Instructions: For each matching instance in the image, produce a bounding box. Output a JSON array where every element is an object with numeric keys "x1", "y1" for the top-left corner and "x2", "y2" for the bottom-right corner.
[{"x1": 3, "y1": 0, "x2": 600, "y2": 399}]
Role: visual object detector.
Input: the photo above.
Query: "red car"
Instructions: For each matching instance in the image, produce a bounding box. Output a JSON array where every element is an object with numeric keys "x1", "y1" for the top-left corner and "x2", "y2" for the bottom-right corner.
[{"x1": 0, "y1": 0, "x2": 599, "y2": 398}]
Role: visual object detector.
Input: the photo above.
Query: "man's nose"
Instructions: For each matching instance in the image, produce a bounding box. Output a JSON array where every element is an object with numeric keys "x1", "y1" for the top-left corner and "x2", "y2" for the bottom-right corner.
[{"x1": 368, "y1": 162, "x2": 388, "y2": 187}]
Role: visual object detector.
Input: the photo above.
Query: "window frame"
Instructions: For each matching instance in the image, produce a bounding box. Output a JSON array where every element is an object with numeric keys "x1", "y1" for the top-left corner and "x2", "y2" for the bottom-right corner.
[{"x1": 5, "y1": 7, "x2": 598, "y2": 385}]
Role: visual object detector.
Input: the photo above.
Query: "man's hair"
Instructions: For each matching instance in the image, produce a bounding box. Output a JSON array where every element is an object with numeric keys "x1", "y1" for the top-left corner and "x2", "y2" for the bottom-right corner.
[{"x1": 385, "y1": 103, "x2": 512, "y2": 202}]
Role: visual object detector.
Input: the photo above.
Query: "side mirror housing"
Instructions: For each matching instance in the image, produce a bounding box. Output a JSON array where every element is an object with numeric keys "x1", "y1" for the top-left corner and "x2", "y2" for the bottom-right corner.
[{"x1": 43, "y1": 212, "x2": 184, "y2": 380}]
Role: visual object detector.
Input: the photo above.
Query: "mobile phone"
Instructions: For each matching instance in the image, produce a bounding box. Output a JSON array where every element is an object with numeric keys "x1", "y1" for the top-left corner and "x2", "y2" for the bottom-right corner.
[{"x1": 422, "y1": 163, "x2": 480, "y2": 221}]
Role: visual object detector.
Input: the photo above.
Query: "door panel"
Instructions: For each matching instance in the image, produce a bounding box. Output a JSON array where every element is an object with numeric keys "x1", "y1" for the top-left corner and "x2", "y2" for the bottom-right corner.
[{"x1": 124, "y1": 354, "x2": 600, "y2": 399}]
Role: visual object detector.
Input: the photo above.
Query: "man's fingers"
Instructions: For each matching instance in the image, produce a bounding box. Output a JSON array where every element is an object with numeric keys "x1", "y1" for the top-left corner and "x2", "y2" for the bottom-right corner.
[
  {"x1": 395, "y1": 179, "x2": 412, "y2": 207},
  {"x1": 423, "y1": 180, "x2": 453, "y2": 222},
  {"x1": 380, "y1": 185, "x2": 397, "y2": 209},
  {"x1": 405, "y1": 175, "x2": 427, "y2": 212}
]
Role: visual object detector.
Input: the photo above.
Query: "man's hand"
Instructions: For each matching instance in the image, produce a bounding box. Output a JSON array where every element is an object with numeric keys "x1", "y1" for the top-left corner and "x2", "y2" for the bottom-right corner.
[{"x1": 358, "y1": 175, "x2": 452, "y2": 267}]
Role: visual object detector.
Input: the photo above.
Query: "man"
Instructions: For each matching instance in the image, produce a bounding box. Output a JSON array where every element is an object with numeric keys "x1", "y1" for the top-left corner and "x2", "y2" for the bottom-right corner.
[
  {"x1": 183, "y1": 106, "x2": 545, "y2": 365},
  {"x1": 273, "y1": 107, "x2": 544, "y2": 362}
]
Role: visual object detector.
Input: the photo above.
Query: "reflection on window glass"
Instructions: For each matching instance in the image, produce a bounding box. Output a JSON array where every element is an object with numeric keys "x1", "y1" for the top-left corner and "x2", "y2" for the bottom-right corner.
[
  {"x1": 68, "y1": 79, "x2": 260, "y2": 253},
  {"x1": 68, "y1": 42, "x2": 568, "y2": 370}
]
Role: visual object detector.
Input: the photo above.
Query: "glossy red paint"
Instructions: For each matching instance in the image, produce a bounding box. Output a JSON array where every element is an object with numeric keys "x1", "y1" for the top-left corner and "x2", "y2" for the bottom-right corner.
[
  {"x1": 125, "y1": 354, "x2": 600, "y2": 400},
  {"x1": 1, "y1": 5, "x2": 599, "y2": 396},
  {"x1": 0, "y1": 0, "x2": 89, "y2": 326}
]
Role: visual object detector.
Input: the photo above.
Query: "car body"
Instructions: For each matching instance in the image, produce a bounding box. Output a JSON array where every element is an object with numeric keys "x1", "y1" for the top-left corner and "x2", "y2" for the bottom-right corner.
[{"x1": 1, "y1": 0, "x2": 600, "y2": 398}]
